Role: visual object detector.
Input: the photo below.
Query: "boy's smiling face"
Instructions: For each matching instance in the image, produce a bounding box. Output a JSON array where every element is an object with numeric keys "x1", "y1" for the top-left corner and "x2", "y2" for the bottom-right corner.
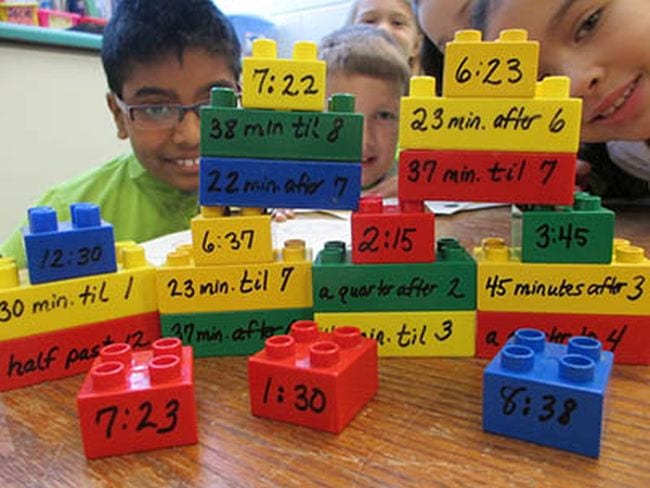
[
  {"x1": 484, "y1": 0, "x2": 650, "y2": 143},
  {"x1": 328, "y1": 73, "x2": 400, "y2": 188},
  {"x1": 108, "y1": 48, "x2": 237, "y2": 191}
]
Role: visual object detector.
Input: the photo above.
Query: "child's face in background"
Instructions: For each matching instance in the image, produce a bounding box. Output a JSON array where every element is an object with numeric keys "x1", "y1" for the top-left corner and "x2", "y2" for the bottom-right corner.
[
  {"x1": 352, "y1": 0, "x2": 422, "y2": 65},
  {"x1": 328, "y1": 73, "x2": 400, "y2": 188},
  {"x1": 417, "y1": 0, "x2": 473, "y2": 50},
  {"x1": 484, "y1": 0, "x2": 650, "y2": 143},
  {"x1": 108, "y1": 48, "x2": 237, "y2": 191}
]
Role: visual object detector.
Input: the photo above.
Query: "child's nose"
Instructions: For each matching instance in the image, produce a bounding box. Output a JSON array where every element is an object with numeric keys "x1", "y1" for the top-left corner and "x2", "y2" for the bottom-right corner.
[
  {"x1": 172, "y1": 110, "x2": 200, "y2": 147},
  {"x1": 363, "y1": 119, "x2": 377, "y2": 151},
  {"x1": 564, "y1": 59, "x2": 604, "y2": 99}
]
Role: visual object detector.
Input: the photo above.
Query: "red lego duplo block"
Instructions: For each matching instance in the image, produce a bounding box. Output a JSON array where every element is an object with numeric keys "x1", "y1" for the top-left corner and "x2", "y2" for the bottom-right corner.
[
  {"x1": 398, "y1": 149, "x2": 576, "y2": 205},
  {"x1": 0, "y1": 311, "x2": 161, "y2": 392},
  {"x1": 77, "y1": 338, "x2": 198, "y2": 458},
  {"x1": 351, "y1": 196, "x2": 435, "y2": 264},
  {"x1": 248, "y1": 320, "x2": 378, "y2": 433},
  {"x1": 476, "y1": 310, "x2": 650, "y2": 365}
]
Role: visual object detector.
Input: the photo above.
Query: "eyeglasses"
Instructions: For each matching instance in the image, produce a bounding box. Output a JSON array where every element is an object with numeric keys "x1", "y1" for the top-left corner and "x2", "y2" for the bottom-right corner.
[{"x1": 113, "y1": 95, "x2": 209, "y2": 130}]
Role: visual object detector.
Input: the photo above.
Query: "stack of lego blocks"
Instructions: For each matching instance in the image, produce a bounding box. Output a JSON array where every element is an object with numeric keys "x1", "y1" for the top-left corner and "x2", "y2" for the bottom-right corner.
[
  {"x1": 156, "y1": 39, "x2": 364, "y2": 357},
  {"x1": 476, "y1": 197, "x2": 650, "y2": 365},
  {"x1": 0, "y1": 203, "x2": 160, "y2": 391}
]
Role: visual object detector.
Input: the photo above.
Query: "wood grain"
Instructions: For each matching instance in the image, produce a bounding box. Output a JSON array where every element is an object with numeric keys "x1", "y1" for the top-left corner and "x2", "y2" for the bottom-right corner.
[{"x1": 1, "y1": 207, "x2": 648, "y2": 488}]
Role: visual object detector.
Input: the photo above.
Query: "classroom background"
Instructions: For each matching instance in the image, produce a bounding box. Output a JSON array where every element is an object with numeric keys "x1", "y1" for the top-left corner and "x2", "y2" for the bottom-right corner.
[{"x1": 0, "y1": 0, "x2": 352, "y2": 240}]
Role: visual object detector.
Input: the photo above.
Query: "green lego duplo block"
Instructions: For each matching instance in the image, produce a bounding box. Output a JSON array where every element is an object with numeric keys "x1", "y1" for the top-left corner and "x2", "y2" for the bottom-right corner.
[
  {"x1": 160, "y1": 307, "x2": 313, "y2": 357},
  {"x1": 512, "y1": 192, "x2": 615, "y2": 263},
  {"x1": 312, "y1": 238, "x2": 476, "y2": 312},
  {"x1": 200, "y1": 88, "x2": 363, "y2": 162}
]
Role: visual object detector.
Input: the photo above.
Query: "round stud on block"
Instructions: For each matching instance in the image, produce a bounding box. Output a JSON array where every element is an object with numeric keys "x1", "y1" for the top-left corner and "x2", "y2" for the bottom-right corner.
[
  {"x1": 71, "y1": 203, "x2": 101, "y2": 228},
  {"x1": 310, "y1": 341, "x2": 341, "y2": 367},
  {"x1": 28, "y1": 206, "x2": 58, "y2": 233},
  {"x1": 175, "y1": 243, "x2": 194, "y2": 257},
  {"x1": 358, "y1": 194, "x2": 383, "y2": 213},
  {"x1": 501, "y1": 345, "x2": 535, "y2": 372},
  {"x1": 333, "y1": 326, "x2": 362, "y2": 349},
  {"x1": 282, "y1": 239, "x2": 307, "y2": 262},
  {"x1": 320, "y1": 241, "x2": 346, "y2": 263},
  {"x1": 91, "y1": 361, "x2": 127, "y2": 391},
  {"x1": 613, "y1": 238, "x2": 631, "y2": 249},
  {"x1": 568, "y1": 336, "x2": 602, "y2": 363},
  {"x1": 252, "y1": 38, "x2": 276, "y2": 58},
  {"x1": 122, "y1": 246, "x2": 146, "y2": 269},
  {"x1": 616, "y1": 245, "x2": 645, "y2": 263},
  {"x1": 293, "y1": 40, "x2": 318, "y2": 60},
  {"x1": 481, "y1": 237, "x2": 509, "y2": 261},
  {"x1": 115, "y1": 241, "x2": 137, "y2": 265},
  {"x1": 291, "y1": 320, "x2": 319, "y2": 343},
  {"x1": 454, "y1": 29, "x2": 481, "y2": 42},
  {"x1": 499, "y1": 29, "x2": 528, "y2": 42},
  {"x1": 0, "y1": 258, "x2": 19, "y2": 289},
  {"x1": 574, "y1": 193, "x2": 601, "y2": 211},
  {"x1": 166, "y1": 250, "x2": 191, "y2": 267},
  {"x1": 265, "y1": 335, "x2": 295, "y2": 359},
  {"x1": 536, "y1": 76, "x2": 570, "y2": 98},
  {"x1": 410, "y1": 76, "x2": 436, "y2": 97},
  {"x1": 100, "y1": 343, "x2": 132, "y2": 367},
  {"x1": 149, "y1": 355, "x2": 182, "y2": 384},
  {"x1": 210, "y1": 87, "x2": 237, "y2": 107},
  {"x1": 241, "y1": 207, "x2": 264, "y2": 216},
  {"x1": 153, "y1": 337, "x2": 183, "y2": 358},
  {"x1": 559, "y1": 354, "x2": 595, "y2": 383},
  {"x1": 514, "y1": 328, "x2": 546, "y2": 353},
  {"x1": 437, "y1": 238, "x2": 460, "y2": 251},
  {"x1": 400, "y1": 200, "x2": 424, "y2": 213},
  {"x1": 329, "y1": 93, "x2": 355, "y2": 113},
  {"x1": 201, "y1": 206, "x2": 226, "y2": 218}
]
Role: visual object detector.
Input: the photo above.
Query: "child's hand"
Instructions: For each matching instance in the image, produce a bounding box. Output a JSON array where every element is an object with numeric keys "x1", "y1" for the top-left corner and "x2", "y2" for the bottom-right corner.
[
  {"x1": 361, "y1": 174, "x2": 398, "y2": 198},
  {"x1": 271, "y1": 208, "x2": 295, "y2": 222}
]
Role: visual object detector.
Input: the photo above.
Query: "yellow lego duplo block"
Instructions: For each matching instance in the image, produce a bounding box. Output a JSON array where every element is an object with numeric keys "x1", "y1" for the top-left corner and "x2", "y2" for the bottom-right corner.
[
  {"x1": 242, "y1": 39, "x2": 326, "y2": 112},
  {"x1": 475, "y1": 237, "x2": 650, "y2": 315},
  {"x1": 443, "y1": 29, "x2": 539, "y2": 98},
  {"x1": 191, "y1": 207, "x2": 273, "y2": 266},
  {"x1": 399, "y1": 76, "x2": 582, "y2": 153},
  {"x1": 156, "y1": 240, "x2": 313, "y2": 314},
  {"x1": 0, "y1": 246, "x2": 157, "y2": 341},
  {"x1": 315, "y1": 310, "x2": 476, "y2": 357}
]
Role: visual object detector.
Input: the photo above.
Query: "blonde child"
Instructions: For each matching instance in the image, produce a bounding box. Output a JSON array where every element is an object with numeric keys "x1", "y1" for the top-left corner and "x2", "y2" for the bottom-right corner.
[
  {"x1": 347, "y1": 0, "x2": 424, "y2": 74},
  {"x1": 321, "y1": 25, "x2": 411, "y2": 197}
]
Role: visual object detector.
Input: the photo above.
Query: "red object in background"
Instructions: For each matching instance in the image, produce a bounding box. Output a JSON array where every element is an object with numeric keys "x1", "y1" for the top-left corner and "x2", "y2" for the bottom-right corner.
[
  {"x1": 476, "y1": 310, "x2": 650, "y2": 365},
  {"x1": 398, "y1": 149, "x2": 576, "y2": 205},
  {"x1": 0, "y1": 311, "x2": 161, "y2": 392},
  {"x1": 351, "y1": 195, "x2": 435, "y2": 264},
  {"x1": 248, "y1": 321, "x2": 378, "y2": 433},
  {"x1": 77, "y1": 338, "x2": 198, "y2": 459},
  {"x1": 37, "y1": 9, "x2": 80, "y2": 28}
]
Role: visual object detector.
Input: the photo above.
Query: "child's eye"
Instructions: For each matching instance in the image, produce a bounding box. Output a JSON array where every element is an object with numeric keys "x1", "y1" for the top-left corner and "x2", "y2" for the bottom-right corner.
[
  {"x1": 141, "y1": 105, "x2": 177, "y2": 120},
  {"x1": 575, "y1": 8, "x2": 603, "y2": 42},
  {"x1": 374, "y1": 110, "x2": 398, "y2": 122}
]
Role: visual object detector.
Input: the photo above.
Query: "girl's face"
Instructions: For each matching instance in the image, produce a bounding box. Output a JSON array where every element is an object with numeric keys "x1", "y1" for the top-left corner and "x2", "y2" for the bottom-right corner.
[
  {"x1": 485, "y1": 0, "x2": 650, "y2": 143},
  {"x1": 352, "y1": 0, "x2": 422, "y2": 64}
]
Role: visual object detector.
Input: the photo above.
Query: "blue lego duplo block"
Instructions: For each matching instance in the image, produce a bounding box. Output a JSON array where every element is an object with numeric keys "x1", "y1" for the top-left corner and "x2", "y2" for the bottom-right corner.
[
  {"x1": 483, "y1": 328, "x2": 613, "y2": 458},
  {"x1": 23, "y1": 203, "x2": 117, "y2": 284},
  {"x1": 199, "y1": 156, "x2": 361, "y2": 210}
]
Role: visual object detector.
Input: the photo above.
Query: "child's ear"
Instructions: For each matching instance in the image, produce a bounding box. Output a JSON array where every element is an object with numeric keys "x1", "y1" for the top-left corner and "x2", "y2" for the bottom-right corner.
[{"x1": 106, "y1": 93, "x2": 129, "y2": 140}]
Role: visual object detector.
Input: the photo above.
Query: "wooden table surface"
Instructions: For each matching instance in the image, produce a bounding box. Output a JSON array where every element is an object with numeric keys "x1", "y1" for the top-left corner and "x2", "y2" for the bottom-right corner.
[{"x1": 1, "y1": 206, "x2": 648, "y2": 487}]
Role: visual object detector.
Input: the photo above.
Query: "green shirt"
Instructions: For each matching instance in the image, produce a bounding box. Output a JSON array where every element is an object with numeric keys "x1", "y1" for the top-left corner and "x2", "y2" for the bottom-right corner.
[{"x1": 1, "y1": 153, "x2": 199, "y2": 268}]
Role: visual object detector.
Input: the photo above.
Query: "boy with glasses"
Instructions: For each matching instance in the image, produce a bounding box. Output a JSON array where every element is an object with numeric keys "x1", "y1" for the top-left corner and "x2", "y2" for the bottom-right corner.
[{"x1": 1, "y1": 0, "x2": 241, "y2": 266}]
